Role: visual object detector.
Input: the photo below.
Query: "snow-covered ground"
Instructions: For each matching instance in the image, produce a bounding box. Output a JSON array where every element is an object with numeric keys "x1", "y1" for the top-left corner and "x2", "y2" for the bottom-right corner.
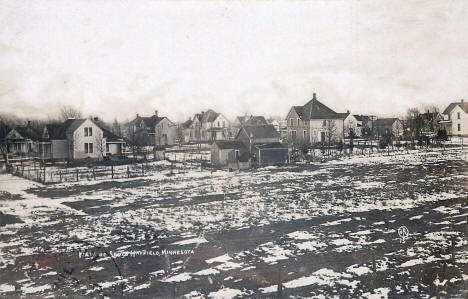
[{"x1": 0, "y1": 149, "x2": 467, "y2": 298}]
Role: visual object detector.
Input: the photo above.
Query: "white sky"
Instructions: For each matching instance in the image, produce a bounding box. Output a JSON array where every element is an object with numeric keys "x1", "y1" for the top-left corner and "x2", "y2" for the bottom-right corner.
[{"x1": 1, "y1": 0, "x2": 468, "y2": 122}]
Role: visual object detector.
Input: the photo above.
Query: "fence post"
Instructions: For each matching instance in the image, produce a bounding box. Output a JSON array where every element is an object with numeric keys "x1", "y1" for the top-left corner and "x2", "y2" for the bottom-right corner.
[
  {"x1": 93, "y1": 167, "x2": 96, "y2": 180},
  {"x1": 76, "y1": 168, "x2": 79, "y2": 182},
  {"x1": 127, "y1": 166, "x2": 130, "y2": 178},
  {"x1": 43, "y1": 167, "x2": 46, "y2": 183},
  {"x1": 142, "y1": 164, "x2": 144, "y2": 176},
  {"x1": 59, "y1": 170, "x2": 62, "y2": 183},
  {"x1": 111, "y1": 165, "x2": 114, "y2": 179}
]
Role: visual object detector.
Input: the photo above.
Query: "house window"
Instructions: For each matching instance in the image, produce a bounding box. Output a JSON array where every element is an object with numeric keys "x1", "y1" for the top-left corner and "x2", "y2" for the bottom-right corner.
[
  {"x1": 458, "y1": 124, "x2": 461, "y2": 131},
  {"x1": 84, "y1": 127, "x2": 93, "y2": 136},
  {"x1": 303, "y1": 130, "x2": 307, "y2": 138},
  {"x1": 84, "y1": 143, "x2": 94, "y2": 153},
  {"x1": 84, "y1": 143, "x2": 88, "y2": 153},
  {"x1": 235, "y1": 150, "x2": 239, "y2": 160},
  {"x1": 323, "y1": 120, "x2": 327, "y2": 127},
  {"x1": 106, "y1": 144, "x2": 110, "y2": 152},
  {"x1": 291, "y1": 130, "x2": 297, "y2": 138},
  {"x1": 458, "y1": 112, "x2": 461, "y2": 119}
]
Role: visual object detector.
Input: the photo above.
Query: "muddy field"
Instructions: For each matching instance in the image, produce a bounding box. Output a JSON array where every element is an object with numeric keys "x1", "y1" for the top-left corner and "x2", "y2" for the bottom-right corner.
[{"x1": 0, "y1": 149, "x2": 467, "y2": 298}]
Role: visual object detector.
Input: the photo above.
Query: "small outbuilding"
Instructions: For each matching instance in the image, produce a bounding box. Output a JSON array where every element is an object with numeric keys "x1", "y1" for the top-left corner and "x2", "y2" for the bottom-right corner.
[
  {"x1": 252, "y1": 142, "x2": 289, "y2": 166},
  {"x1": 211, "y1": 140, "x2": 247, "y2": 167}
]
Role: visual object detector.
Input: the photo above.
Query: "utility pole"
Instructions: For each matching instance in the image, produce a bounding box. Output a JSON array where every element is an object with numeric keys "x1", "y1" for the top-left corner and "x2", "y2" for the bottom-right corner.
[{"x1": 370, "y1": 115, "x2": 377, "y2": 154}]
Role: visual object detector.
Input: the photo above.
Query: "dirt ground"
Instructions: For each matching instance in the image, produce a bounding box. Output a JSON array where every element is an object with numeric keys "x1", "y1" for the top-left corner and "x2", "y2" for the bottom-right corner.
[{"x1": 0, "y1": 149, "x2": 467, "y2": 298}]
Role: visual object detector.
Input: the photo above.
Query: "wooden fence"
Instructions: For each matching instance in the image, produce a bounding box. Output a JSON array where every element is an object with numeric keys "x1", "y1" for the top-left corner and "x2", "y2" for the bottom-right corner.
[{"x1": 10, "y1": 163, "x2": 175, "y2": 184}]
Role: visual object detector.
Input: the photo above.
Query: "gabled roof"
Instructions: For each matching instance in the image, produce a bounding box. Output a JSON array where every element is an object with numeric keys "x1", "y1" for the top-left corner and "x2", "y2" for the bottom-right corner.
[
  {"x1": 50, "y1": 119, "x2": 86, "y2": 139},
  {"x1": 13, "y1": 124, "x2": 42, "y2": 141},
  {"x1": 129, "y1": 114, "x2": 169, "y2": 130},
  {"x1": 100, "y1": 126, "x2": 124, "y2": 143},
  {"x1": 45, "y1": 124, "x2": 61, "y2": 136},
  {"x1": 292, "y1": 94, "x2": 339, "y2": 120},
  {"x1": 240, "y1": 125, "x2": 280, "y2": 140},
  {"x1": 442, "y1": 101, "x2": 468, "y2": 115},
  {"x1": 201, "y1": 109, "x2": 220, "y2": 123},
  {"x1": 375, "y1": 118, "x2": 399, "y2": 127},
  {"x1": 213, "y1": 140, "x2": 246, "y2": 150},
  {"x1": 143, "y1": 116, "x2": 166, "y2": 127},
  {"x1": 236, "y1": 115, "x2": 268, "y2": 126},
  {"x1": 353, "y1": 115, "x2": 371, "y2": 122},
  {"x1": 336, "y1": 112, "x2": 350, "y2": 119},
  {"x1": 182, "y1": 119, "x2": 193, "y2": 129}
]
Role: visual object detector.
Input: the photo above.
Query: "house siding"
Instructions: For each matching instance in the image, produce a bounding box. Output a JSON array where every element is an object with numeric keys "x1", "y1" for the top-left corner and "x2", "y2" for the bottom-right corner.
[
  {"x1": 70, "y1": 120, "x2": 103, "y2": 160},
  {"x1": 258, "y1": 148, "x2": 288, "y2": 166},
  {"x1": 450, "y1": 105, "x2": 468, "y2": 136},
  {"x1": 51, "y1": 139, "x2": 68, "y2": 160},
  {"x1": 155, "y1": 118, "x2": 178, "y2": 146}
]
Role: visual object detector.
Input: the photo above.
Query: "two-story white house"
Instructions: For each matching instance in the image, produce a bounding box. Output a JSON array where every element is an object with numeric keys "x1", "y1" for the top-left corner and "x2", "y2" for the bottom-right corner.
[
  {"x1": 182, "y1": 109, "x2": 230, "y2": 143},
  {"x1": 127, "y1": 111, "x2": 178, "y2": 146},
  {"x1": 285, "y1": 93, "x2": 344, "y2": 145},
  {"x1": 40, "y1": 118, "x2": 125, "y2": 161},
  {"x1": 442, "y1": 99, "x2": 468, "y2": 136}
]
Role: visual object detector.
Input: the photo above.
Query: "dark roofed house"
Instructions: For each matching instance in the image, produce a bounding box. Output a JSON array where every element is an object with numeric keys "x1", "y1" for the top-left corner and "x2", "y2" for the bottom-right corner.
[
  {"x1": 352, "y1": 115, "x2": 372, "y2": 137},
  {"x1": 38, "y1": 118, "x2": 126, "y2": 161},
  {"x1": 231, "y1": 115, "x2": 269, "y2": 140},
  {"x1": 374, "y1": 118, "x2": 403, "y2": 138},
  {"x1": 285, "y1": 93, "x2": 345, "y2": 144},
  {"x1": 127, "y1": 111, "x2": 178, "y2": 146},
  {"x1": 441, "y1": 100, "x2": 468, "y2": 136},
  {"x1": 236, "y1": 124, "x2": 288, "y2": 166},
  {"x1": 5, "y1": 122, "x2": 42, "y2": 155}
]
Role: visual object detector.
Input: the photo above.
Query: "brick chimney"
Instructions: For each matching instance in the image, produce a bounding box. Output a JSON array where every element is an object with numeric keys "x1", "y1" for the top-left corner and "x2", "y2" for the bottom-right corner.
[
  {"x1": 462, "y1": 99, "x2": 465, "y2": 103},
  {"x1": 136, "y1": 113, "x2": 139, "y2": 118},
  {"x1": 155, "y1": 110, "x2": 158, "y2": 117},
  {"x1": 313, "y1": 93, "x2": 316, "y2": 100}
]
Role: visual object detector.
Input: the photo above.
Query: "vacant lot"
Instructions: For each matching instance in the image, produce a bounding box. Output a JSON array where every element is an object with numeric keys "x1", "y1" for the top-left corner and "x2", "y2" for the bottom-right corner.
[{"x1": 0, "y1": 149, "x2": 467, "y2": 298}]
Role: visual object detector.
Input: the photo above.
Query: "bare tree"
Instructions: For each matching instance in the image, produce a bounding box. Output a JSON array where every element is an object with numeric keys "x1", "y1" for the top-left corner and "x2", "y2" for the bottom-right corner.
[
  {"x1": 60, "y1": 106, "x2": 82, "y2": 121},
  {"x1": 406, "y1": 108, "x2": 423, "y2": 145},
  {"x1": 94, "y1": 131, "x2": 106, "y2": 160},
  {"x1": 325, "y1": 120, "x2": 338, "y2": 156},
  {"x1": 112, "y1": 119, "x2": 122, "y2": 136},
  {"x1": 126, "y1": 129, "x2": 147, "y2": 161}
]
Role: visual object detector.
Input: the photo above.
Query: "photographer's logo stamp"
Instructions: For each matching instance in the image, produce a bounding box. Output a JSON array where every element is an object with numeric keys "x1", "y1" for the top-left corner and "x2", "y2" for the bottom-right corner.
[{"x1": 398, "y1": 226, "x2": 409, "y2": 243}]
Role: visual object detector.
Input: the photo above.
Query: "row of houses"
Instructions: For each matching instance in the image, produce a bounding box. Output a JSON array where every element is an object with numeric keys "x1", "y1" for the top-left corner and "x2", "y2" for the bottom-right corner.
[
  {"x1": 1, "y1": 94, "x2": 467, "y2": 165},
  {"x1": 1, "y1": 118, "x2": 125, "y2": 161}
]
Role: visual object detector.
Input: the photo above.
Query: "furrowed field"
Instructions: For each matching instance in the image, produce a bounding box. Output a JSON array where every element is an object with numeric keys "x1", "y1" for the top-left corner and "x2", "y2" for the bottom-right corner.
[{"x1": 0, "y1": 149, "x2": 467, "y2": 298}]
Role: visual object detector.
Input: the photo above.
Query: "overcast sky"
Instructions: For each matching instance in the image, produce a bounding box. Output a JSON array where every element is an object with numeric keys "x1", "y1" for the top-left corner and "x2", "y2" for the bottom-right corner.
[{"x1": 1, "y1": 0, "x2": 468, "y2": 122}]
